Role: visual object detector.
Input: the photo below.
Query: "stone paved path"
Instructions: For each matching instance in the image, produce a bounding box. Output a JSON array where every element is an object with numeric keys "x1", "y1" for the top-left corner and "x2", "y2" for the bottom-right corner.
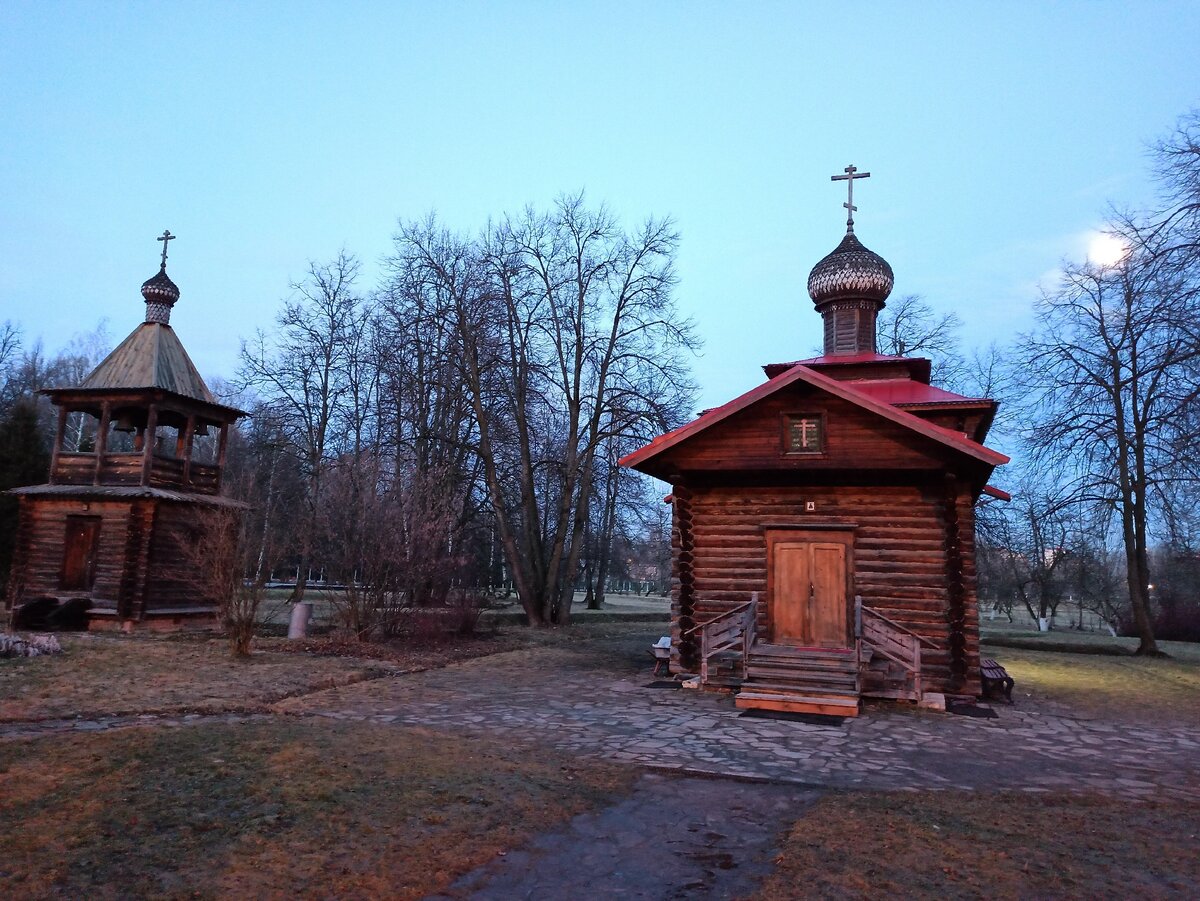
[
  {"x1": 275, "y1": 635, "x2": 1200, "y2": 801},
  {"x1": 429, "y1": 772, "x2": 816, "y2": 900}
]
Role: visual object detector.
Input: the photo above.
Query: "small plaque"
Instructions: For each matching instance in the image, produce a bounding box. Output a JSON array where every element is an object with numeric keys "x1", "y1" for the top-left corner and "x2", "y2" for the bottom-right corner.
[{"x1": 784, "y1": 413, "x2": 825, "y2": 454}]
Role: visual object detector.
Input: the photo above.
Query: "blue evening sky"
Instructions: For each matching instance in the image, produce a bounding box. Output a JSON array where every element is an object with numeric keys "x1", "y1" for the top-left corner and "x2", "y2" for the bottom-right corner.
[{"x1": 2, "y1": 2, "x2": 1197, "y2": 412}]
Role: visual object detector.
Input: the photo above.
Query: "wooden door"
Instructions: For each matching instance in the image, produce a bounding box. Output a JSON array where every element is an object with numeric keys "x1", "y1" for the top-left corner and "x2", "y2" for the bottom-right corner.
[
  {"x1": 60, "y1": 515, "x2": 101, "y2": 591},
  {"x1": 768, "y1": 533, "x2": 849, "y2": 648}
]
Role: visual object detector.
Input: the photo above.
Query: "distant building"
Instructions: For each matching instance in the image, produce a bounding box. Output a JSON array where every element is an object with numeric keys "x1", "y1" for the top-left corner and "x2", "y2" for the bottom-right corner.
[{"x1": 5, "y1": 234, "x2": 247, "y2": 631}]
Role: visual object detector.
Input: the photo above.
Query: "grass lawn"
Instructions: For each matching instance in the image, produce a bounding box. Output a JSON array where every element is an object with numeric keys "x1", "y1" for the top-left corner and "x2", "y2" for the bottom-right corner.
[
  {"x1": 0, "y1": 622, "x2": 656, "y2": 724},
  {"x1": 0, "y1": 633, "x2": 399, "y2": 722},
  {"x1": 981, "y1": 640, "x2": 1200, "y2": 726},
  {"x1": 0, "y1": 718, "x2": 634, "y2": 899},
  {"x1": 760, "y1": 790, "x2": 1200, "y2": 900}
]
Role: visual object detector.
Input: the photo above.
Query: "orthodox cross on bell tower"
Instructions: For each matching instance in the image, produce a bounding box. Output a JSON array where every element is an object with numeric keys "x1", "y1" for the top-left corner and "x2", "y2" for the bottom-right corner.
[
  {"x1": 831, "y1": 165, "x2": 870, "y2": 233},
  {"x1": 157, "y1": 229, "x2": 175, "y2": 269}
]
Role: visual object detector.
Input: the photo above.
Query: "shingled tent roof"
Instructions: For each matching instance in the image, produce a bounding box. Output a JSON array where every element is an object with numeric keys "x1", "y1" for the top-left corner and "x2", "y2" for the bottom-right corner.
[{"x1": 78, "y1": 321, "x2": 216, "y2": 404}]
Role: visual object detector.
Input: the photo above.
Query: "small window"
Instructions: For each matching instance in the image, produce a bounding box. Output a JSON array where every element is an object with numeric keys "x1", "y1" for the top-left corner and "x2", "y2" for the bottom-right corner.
[{"x1": 783, "y1": 413, "x2": 825, "y2": 455}]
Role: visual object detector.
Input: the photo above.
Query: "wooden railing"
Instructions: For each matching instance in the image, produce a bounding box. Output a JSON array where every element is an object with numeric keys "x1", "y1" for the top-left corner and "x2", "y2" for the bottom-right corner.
[
  {"x1": 52, "y1": 452, "x2": 220, "y2": 494},
  {"x1": 856, "y1": 598, "x2": 939, "y2": 701},
  {"x1": 686, "y1": 593, "x2": 758, "y2": 685}
]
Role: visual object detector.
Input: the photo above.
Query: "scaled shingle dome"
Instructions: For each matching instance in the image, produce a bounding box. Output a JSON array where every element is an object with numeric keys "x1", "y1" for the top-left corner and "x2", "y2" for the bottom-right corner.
[{"x1": 807, "y1": 231, "x2": 894, "y2": 306}]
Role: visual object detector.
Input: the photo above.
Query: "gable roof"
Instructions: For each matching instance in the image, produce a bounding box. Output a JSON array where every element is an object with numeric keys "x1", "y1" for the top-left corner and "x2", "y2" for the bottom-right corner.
[
  {"x1": 77, "y1": 322, "x2": 216, "y2": 404},
  {"x1": 620, "y1": 363, "x2": 1009, "y2": 471}
]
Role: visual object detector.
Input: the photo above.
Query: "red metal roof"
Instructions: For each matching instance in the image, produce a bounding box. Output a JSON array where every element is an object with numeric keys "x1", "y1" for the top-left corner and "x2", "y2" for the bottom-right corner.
[
  {"x1": 795, "y1": 352, "x2": 911, "y2": 366},
  {"x1": 851, "y1": 378, "x2": 987, "y2": 406},
  {"x1": 763, "y1": 353, "x2": 933, "y2": 382},
  {"x1": 620, "y1": 363, "x2": 1009, "y2": 470}
]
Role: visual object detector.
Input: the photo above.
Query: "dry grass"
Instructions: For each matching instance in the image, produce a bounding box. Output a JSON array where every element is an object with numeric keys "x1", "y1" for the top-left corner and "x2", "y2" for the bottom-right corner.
[
  {"x1": 981, "y1": 642, "x2": 1200, "y2": 726},
  {"x1": 760, "y1": 790, "x2": 1200, "y2": 900},
  {"x1": 0, "y1": 622, "x2": 659, "y2": 724},
  {"x1": 0, "y1": 633, "x2": 396, "y2": 722},
  {"x1": 981, "y1": 625, "x2": 1200, "y2": 662},
  {"x1": 0, "y1": 718, "x2": 634, "y2": 899}
]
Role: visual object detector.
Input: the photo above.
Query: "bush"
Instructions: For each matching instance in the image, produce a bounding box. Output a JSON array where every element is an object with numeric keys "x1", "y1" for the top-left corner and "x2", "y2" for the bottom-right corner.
[
  {"x1": 1117, "y1": 601, "x2": 1200, "y2": 643},
  {"x1": 1153, "y1": 602, "x2": 1200, "y2": 642}
]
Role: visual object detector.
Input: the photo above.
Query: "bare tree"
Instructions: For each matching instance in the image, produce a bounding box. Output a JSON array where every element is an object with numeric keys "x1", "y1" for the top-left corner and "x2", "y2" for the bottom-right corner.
[
  {"x1": 1020, "y1": 226, "x2": 1200, "y2": 655},
  {"x1": 0, "y1": 321, "x2": 22, "y2": 416},
  {"x1": 388, "y1": 196, "x2": 697, "y2": 626},
  {"x1": 876, "y1": 294, "x2": 966, "y2": 388},
  {"x1": 978, "y1": 487, "x2": 1073, "y2": 630},
  {"x1": 238, "y1": 251, "x2": 365, "y2": 603},
  {"x1": 1149, "y1": 109, "x2": 1200, "y2": 259}
]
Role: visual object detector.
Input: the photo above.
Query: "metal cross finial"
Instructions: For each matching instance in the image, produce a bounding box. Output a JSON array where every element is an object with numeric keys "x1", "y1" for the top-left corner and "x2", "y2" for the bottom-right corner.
[
  {"x1": 157, "y1": 229, "x2": 175, "y2": 268},
  {"x1": 831, "y1": 165, "x2": 871, "y2": 232}
]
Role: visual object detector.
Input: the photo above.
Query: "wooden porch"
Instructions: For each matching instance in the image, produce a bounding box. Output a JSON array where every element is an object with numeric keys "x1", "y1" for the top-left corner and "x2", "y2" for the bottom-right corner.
[{"x1": 690, "y1": 595, "x2": 938, "y2": 717}]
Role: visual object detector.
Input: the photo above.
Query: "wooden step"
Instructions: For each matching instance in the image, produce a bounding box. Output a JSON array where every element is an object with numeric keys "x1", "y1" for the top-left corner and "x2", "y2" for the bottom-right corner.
[
  {"x1": 746, "y1": 657, "x2": 858, "y2": 676},
  {"x1": 750, "y1": 644, "x2": 856, "y2": 661},
  {"x1": 745, "y1": 680, "x2": 859, "y2": 698},
  {"x1": 736, "y1": 690, "x2": 860, "y2": 717},
  {"x1": 741, "y1": 680, "x2": 858, "y2": 698},
  {"x1": 745, "y1": 671, "x2": 858, "y2": 688},
  {"x1": 745, "y1": 665, "x2": 857, "y2": 685}
]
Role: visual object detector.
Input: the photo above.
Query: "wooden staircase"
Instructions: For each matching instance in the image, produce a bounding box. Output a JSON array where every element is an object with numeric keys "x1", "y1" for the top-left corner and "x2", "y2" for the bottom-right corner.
[
  {"x1": 690, "y1": 595, "x2": 931, "y2": 718},
  {"x1": 856, "y1": 601, "x2": 938, "y2": 702},
  {"x1": 735, "y1": 644, "x2": 861, "y2": 717}
]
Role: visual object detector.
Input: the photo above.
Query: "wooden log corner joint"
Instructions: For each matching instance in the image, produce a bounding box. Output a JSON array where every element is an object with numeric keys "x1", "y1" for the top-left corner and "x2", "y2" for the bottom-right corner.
[{"x1": 621, "y1": 168, "x2": 1008, "y2": 716}]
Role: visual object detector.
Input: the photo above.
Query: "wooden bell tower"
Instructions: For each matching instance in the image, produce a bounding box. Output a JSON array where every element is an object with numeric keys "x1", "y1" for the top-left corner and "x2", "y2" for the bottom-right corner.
[{"x1": 5, "y1": 233, "x2": 248, "y2": 631}]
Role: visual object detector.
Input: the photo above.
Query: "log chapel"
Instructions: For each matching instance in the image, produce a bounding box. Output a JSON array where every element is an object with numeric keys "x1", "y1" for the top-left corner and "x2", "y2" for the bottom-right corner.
[{"x1": 621, "y1": 168, "x2": 1008, "y2": 715}]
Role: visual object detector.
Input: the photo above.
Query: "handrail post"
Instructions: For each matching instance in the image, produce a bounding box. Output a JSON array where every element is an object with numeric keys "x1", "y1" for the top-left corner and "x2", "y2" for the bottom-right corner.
[
  {"x1": 911, "y1": 634, "x2": 922, "y2": 698},
  {"x1": 854, "y1": 594, "x2": 863, "y2": 639}
]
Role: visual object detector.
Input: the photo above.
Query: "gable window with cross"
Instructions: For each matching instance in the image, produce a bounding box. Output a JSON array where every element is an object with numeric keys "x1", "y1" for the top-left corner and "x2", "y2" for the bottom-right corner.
[{"x1": 782, "y1": 413, "x2": 826, "y2": 455}]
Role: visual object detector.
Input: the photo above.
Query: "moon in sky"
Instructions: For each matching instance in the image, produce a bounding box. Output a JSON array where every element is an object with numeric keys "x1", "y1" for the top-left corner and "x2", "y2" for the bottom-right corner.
[{"x1": 1087, "y1": 232, "x2": 1129, "y2": 267}]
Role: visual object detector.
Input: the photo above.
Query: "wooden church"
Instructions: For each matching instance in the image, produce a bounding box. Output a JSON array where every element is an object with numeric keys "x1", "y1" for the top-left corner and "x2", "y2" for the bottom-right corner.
[
  {"x1": 621, "y1": 168, "x2": 1008, "y2": 715},
  {"x1": 4, "y1": 233, "x2": 247, "y2": 632}
]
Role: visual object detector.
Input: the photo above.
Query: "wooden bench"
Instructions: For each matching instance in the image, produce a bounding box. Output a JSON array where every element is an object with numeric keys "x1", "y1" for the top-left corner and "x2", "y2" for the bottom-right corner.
[{"x1": 980, "y1": 657, "x2": 1015, "y2": 703}]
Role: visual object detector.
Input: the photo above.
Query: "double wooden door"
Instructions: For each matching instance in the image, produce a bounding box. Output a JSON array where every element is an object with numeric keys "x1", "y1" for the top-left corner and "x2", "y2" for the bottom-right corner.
[{"x1": 766, "y1": 530, "x2": 851, "y2": 648}]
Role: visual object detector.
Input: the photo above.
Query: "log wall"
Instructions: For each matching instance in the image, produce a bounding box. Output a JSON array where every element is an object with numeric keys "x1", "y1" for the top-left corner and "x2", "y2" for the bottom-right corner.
[
  {"x1": 9, "y1": 499, "x2": 136, "y2": 611},
  {"x1": 7, "y1": 497, "x2": 233, "y2": 620},
  {"x1": 669, "y1": 482, "x2": 981, "y2": 696},
  {"x1": 145, "y1": 504, "x2": 234, "y2": 611}
]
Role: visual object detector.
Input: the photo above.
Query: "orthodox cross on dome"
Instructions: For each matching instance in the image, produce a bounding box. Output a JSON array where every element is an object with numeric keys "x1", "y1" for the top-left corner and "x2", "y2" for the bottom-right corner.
[
  {"x1": 157, "y1": 229, "x2": 175, "y2": 268},
  {"x1": 831, "y1": 165, "x2": 870, "y2": 232}
]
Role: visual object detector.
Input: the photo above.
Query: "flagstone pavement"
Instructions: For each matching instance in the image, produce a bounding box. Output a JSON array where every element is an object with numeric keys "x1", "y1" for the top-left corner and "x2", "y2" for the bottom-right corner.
[
  {"x1": 4, "y1": 629, "x2": 1196, "y2": 802},
  {"x1": 271, "y1": 631, "x2": 1200, "y2": 802}
]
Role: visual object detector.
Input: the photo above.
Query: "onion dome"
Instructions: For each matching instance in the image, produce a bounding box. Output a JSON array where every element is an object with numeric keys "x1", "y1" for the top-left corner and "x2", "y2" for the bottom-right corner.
[
  {"x1": 141, "y1": 266, "x2": 179, "y2": 324},
  {"x1": 142, "y1": 230, "x2": 180, "y2": 325},
  {"x1": 806, "y1": 230, "x2": 894, "y2": 307}
]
